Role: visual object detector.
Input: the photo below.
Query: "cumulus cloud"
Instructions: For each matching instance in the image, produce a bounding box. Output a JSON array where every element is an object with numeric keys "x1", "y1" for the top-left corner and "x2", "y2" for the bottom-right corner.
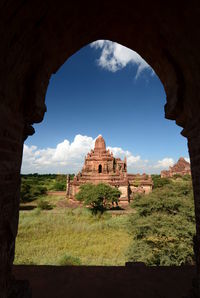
[
  {"x1": 153, "y1": 158, "x2": 175, "y2": 169},
  {"x1": 22, "y1": 135, "x2": 95, "y2": 174},
  {"x1": 22, "y1": 134, "x2": 187, "y2": 174},
  {"x1": 91, "y1": 40, "x2": 153, "y2": 78},
  {"x1": 107, "y1": 146, "x2": 141, "y2": 166},
  {"x1": 185, "y1": 157, "x2": 190, "y2": 163},
  {"x1": 22, "y1": 135, "x2": 146, "y2": 174}
]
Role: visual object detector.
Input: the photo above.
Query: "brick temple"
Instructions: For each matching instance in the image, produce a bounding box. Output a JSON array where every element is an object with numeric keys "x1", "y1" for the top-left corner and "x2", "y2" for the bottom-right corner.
[
  {"x1": 67, "y1": 135, "x2": 153, "y2": 204},
  {"x1": 161, "y1": 157, "x2": 191, "y2": 178}
]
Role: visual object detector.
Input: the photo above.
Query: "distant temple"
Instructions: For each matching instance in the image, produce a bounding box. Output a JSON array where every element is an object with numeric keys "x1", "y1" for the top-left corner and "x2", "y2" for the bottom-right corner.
[
  {"x1": 161, "y1": 157, "x2": 191, "y2": 178},
  {"x1": 67, "y1": 135, "x2": 153, "y2": 204}
]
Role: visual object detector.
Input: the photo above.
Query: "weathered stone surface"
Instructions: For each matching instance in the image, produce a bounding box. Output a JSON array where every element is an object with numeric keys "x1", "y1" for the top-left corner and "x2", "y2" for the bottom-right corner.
[
  {"x1": 161, "y1": 157, "x2": 191, "y2": 178},
  {"x1": 13, "y1": 265, "x2": 196, "y2": 298},
  {"x1": 68, "y1": 135, "x2": 153, "y2": 203},
  {"x1": 8, "y1": 280, "x2": 31, "y2": 298}
]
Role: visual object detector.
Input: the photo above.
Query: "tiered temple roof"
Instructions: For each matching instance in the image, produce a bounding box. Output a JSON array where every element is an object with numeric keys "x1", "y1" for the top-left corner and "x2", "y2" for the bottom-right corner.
[
  {"x1": 161, "y1": 157, "x2": 191, "y2": 178},
  {"x1": 68, "y1": 135, "x2": 153, "y2": 203}
]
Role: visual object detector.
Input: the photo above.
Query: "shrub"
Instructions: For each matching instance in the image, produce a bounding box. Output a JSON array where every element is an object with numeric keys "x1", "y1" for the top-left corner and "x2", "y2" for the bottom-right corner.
[
  {"x1": 182, "y1": 174, "x2": 192, "y2": 181},
  {"x1": 53, "y1": 181, "x2": 66, "y2": 191},
  {"x1": 76, "y1": 183, "x2": 121, "y2": 214},
  {"x1": 37, "y1": 199, "x2": 53, "y2": 210},
  {"x1": 20, "y1": 179, "x2": 47, "y2": 203},
  {"x1": 173, "y1": 174, "x2": 182, "y2": 179},
  {"x1": 59, "y1": 254, "x2": 82, "y2": 266},
  {"x1": 127, "y1": 179, "x2": 195, "y2": 266},
  {"x1": 151, "y1": 175, "x2": 171, "y2": 189},
  {"x1": 51, "y1": 175, "x2": 66, "y2": 191}
]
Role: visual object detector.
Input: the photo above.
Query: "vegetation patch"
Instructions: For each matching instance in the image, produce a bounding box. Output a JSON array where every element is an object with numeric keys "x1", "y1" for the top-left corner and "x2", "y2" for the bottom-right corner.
[
  {"x1": 59, "y1": 254, "x2": 82, "y2": 266},
  {"x1": 17, "y1": 174, "x2": 195, "y2": 266},
  {"x1": 76, "y1": 183, "x2": 121, "y2": 214},
  {"x1": 15, "y1": 206, "x2": 131, "y2": 266},
  {"x1": 127, "y1": 178, "x2": 195, "y2": 266}
]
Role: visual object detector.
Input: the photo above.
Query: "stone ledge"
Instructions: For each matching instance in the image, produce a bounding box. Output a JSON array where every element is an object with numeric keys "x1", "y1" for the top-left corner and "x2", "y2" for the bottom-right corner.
[{"x1": 13, "y1": 265, "x2": 195, "y2": 298}]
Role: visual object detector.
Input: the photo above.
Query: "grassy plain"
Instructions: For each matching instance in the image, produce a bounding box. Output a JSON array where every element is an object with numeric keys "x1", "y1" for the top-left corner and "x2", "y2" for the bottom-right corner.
[
  {"x1": 15, "y1": 198, "x2": 131, "y2": 266},
  {"x1": 15, "y1": 174, "x2": 195, "y2": 266}
]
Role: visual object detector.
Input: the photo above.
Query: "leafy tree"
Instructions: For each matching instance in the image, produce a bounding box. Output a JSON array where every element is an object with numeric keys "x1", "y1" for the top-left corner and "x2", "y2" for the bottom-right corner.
[
  {"x1": 20, "y1": 179, "x2": 47, "y2": 203},
  {"x1": 127, "y1": 178, "x2": 196, "y2": 265},
  {"x1": 75, "y1": 183, "x2": 121, "y2": 214},
  {"x1": 20, "y1": 181, "x2": 32, "y2": 203},
  {"x1": 151, "y1": 174, "x2": 171, "y2": 188},
  {"x1": 51, "y1": 175, "x2": 67, "y2": 191}
]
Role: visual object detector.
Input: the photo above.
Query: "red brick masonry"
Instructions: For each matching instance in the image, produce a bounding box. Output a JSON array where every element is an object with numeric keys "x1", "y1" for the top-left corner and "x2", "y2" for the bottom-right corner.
[{"x1": 67, "y1": 135, "x2": 153, "y2": 204}]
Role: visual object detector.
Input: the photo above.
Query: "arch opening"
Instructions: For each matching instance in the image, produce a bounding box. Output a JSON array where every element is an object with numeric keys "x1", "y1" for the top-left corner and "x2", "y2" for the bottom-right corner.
[{"x1": 17, "y1": 40, "x2": 194, "y2": 270}]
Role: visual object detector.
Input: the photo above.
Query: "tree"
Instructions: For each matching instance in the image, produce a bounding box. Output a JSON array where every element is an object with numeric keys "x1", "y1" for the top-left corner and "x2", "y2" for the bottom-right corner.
[
  {"x1": 127, "y1": 178, "x2": 195, "y2": 265},
  {"x1": 20, "y1": 179, "x2": 47, "y2": 203},
  {"x1": 75, "y1": 183, "x2": 121, "y2": 213}
]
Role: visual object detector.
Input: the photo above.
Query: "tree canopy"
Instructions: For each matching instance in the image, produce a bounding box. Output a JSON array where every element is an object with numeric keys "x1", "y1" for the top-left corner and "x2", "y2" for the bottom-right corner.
[
  {"x1": 75, "y1": 183, "x2": 121, "y2": 213},
  {"x1": 127, "y1": 177, "x2": 195, "y2": 266}
]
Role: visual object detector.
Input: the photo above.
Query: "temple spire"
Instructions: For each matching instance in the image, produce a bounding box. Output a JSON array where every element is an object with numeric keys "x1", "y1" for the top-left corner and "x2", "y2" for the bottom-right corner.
[{"x1": 94, "y1": 135, "x2": 106, "y2": 152}]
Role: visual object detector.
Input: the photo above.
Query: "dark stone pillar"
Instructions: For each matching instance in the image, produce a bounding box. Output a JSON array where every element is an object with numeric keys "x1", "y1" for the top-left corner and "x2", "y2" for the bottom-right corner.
[
  {"x1": 0, "y1": 103, "x2": 31, "y2": 298},
  {"x1": 188, "y1": 134, "x2": 200, "y2": 297}
]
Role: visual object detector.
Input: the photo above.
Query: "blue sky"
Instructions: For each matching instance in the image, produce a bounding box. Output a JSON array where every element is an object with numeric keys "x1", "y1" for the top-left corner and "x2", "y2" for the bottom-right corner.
[{"x1": 22, "y1": 40, "x2": 189, "y2": 174}]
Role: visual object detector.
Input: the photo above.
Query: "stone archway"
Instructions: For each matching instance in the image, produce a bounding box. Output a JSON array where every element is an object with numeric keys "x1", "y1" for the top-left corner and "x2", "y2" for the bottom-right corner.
[{"x1": 1, "y1": 1, "x2": 200, "y2": 297}]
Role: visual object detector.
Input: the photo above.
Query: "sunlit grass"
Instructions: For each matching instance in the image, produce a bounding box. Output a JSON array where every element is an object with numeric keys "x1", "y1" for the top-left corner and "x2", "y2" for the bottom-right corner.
[{"x1": 15, "y1": 206, "x2": 131, "y2": 266}]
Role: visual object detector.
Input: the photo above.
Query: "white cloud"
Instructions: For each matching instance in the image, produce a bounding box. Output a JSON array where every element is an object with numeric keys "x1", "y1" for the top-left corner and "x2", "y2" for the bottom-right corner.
[
  {"x1": 22, "y1": 135, "x2": 145, "y2": 174},
  {"x1": 184, "y1": 157, "x2": 190, "y2": 163},
  {"x1": 22, "y1": 134, "x2": 186, "y2": 175},
  {"x1": 107, "y1": 146, "x2": 141, "y2": 166},
  {"x1": 154, "y1": 158, "x2": 174, "y2": 169},
  {"x1": 22, "y1": 135, "x2": 95, "y2": 174},
  {"x1": 91, "y1": 40, "x2": 153, "y2": 78}
]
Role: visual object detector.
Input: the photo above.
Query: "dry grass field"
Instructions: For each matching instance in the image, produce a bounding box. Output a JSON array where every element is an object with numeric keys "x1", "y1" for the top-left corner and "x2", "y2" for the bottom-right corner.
[{"x1": 15, "y1": 195, "x2": 132, "y2": 266}]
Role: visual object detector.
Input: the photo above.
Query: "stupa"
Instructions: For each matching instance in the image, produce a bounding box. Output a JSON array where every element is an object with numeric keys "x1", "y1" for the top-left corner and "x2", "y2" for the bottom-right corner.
[
  {"x1": 67, "y1": 135, "x2": 153, "y2": 204},
  {"x1": 161, "y1": 157, "x2": 191, "y2": 178}
]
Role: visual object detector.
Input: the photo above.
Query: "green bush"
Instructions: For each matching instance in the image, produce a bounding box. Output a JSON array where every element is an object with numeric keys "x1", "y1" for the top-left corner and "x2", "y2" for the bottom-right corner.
[
  {"x1": 37, "y1": 199, "x2": 53, "y2": 210},
  {"x1": 51, "y1": 175, "x2": 66, "y2": 191},
  {"x1": 52, "y1": 181, "x2": 66, "y2": 191},
  {"x1": 182, "y1": 174, "x2": 192, "y2": 181},
  {"x1": 127, "y1": 179, "x2": 195, "y2": 266},
  {"x1": 59, "y1": 254, "x2": 82, "y2": 266},
  {"x1": 20, "y1": 179, "x2": 47, "y2": 203},
  {"x1": 75, "y1": 183, "x2": 121, "y2": 214},
  {"x1": 151, "y1": 175, "x2": 171, "y2": 189}
]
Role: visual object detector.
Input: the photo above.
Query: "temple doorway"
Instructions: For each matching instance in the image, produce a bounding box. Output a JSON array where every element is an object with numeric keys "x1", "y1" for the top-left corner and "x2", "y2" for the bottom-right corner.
[{"x1": 98, "y1": 164, "x2": 102, "y2": 173}]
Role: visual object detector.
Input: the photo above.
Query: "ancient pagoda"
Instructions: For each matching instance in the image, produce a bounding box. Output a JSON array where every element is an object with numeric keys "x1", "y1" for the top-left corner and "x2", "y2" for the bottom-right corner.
[
  {"x1": 161, "y1": 157, "x2": 191, "y2": 178},
  {"x1": 67, "y1": 135, "x2": 153, "y2": 204}
]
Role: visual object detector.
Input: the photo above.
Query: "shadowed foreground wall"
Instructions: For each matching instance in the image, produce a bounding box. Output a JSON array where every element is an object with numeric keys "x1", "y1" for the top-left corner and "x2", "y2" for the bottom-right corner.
[
  {"x1": 0, "y1": 1, "x2": 200, "y2": 297},
  {"x1": 13, "y1": 265, "x2": 196, "y2": 298}
]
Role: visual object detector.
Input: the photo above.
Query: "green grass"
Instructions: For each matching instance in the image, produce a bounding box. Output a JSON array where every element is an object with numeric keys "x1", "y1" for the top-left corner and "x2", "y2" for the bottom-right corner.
[
  {"x1": 14, "y1": 206, "x2": 131, "y2": 266},
  {"x1": 16, "y1": 175, "x2": 195, "y2": 266}
]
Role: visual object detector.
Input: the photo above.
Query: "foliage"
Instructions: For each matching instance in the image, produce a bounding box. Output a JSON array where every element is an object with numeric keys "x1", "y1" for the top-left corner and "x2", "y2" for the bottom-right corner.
[
  {"x1": 151, "y1": 175, "x2": 171, "y2": 189},
  {"x1": 20, "y1": 174, "x2": 76, "y2": 202},
  {"x1": 52, "y1": 175, "x2": 66, "y2": 191},
  {"x1": 59, "y1": 254, "x2": 82, "y2": 266},
  {"x1": 127, "y1": 178, "x2": 195, "y2": 266},
  {"x1": 75, "y1": 183, "x2": 121, "y2": 213},
  {"x1": 132, "y1": 179, "x2": 141, "y2": 187},
  {"x1": 37, "y1": 199, "x2": 53, "y2": 210},
  {"x1": 20, "y1": 179, "x2": 47, "y2": 203},
  {"x1": 182, "y1": 174, "x2": 192, "y2": 181},
  {"x1": 18, "y1": 174, "x2": 196, "y2": 267}
]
